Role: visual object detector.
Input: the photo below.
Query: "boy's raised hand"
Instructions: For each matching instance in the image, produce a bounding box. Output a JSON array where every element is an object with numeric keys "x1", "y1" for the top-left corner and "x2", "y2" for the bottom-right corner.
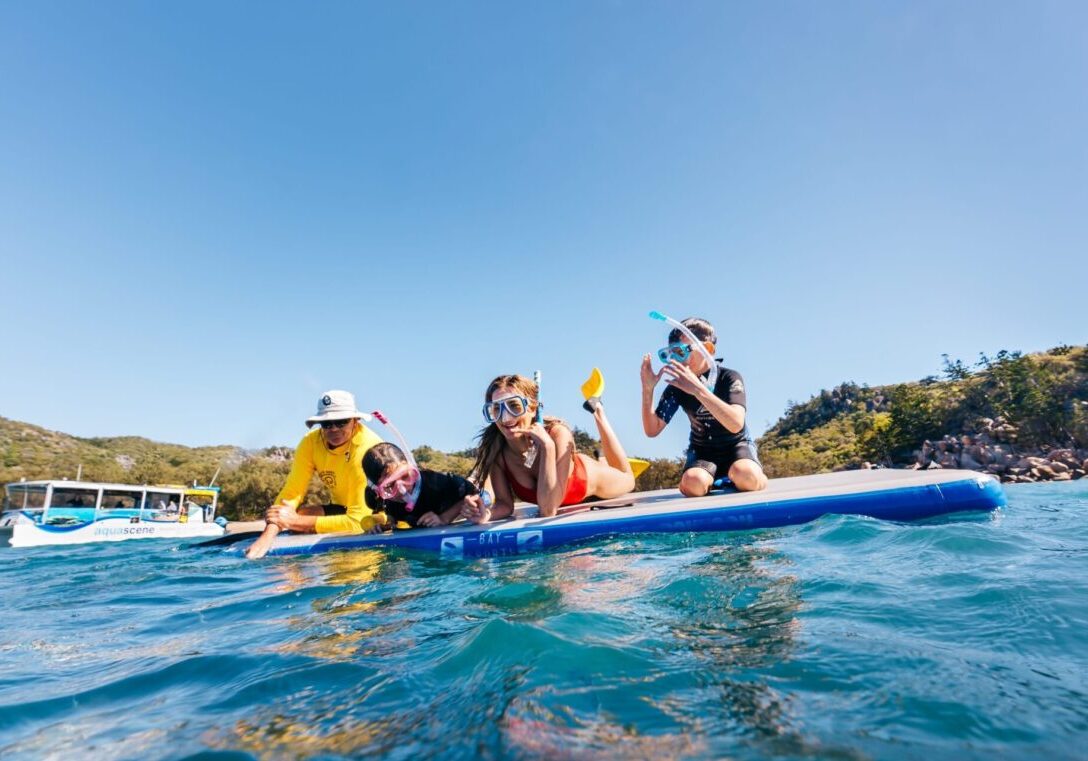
[
  {"x1": 663, "y1": 359, "x2": 704, "y2": 396},
  {"x1": 640, "y1": 354, "x2": 663, "y2": 389}
]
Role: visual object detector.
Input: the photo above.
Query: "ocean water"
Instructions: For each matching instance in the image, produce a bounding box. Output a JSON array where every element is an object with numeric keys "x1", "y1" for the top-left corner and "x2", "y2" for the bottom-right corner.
[{"x1": 1, "y1": 481, "x2": 1086, "y2": 760}]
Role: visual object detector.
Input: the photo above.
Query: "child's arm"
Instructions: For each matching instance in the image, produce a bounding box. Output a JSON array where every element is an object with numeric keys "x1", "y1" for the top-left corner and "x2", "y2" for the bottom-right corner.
[
  {"x1": 417, "y1": 501, "x2": 467, "y2": 527},
  {"x1": 641, "y1": 355, "x2": 667, "y2": 436},
  {"x1": 664, "y1": 360, "x2": 746, "y2": 433},
  {"x1": 415, "y1": 473, "x2": 473, "y2": 527}
]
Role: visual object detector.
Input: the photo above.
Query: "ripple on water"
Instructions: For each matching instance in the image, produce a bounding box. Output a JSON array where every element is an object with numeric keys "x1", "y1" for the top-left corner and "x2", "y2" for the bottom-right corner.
[{"x1": 1, "y1": 481, "x2": 1087, "y2": 759}]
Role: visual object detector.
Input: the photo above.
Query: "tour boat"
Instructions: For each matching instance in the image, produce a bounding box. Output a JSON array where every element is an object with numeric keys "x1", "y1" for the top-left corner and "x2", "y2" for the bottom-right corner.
[{"x1": 1, "y1": 479, "x2": 225, "y2": 548}]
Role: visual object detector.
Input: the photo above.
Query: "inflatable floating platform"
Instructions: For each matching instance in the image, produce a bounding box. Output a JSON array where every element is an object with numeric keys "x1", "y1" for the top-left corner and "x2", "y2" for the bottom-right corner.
[{"x1": 235, "y1": 469, "x2": 1004, "y2": 559}]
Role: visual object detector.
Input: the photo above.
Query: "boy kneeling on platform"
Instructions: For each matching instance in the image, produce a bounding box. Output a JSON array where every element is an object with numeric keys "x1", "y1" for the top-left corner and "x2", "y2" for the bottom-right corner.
[{"x1": 640, "y1": 317, "x2": 768, "y2": 496}]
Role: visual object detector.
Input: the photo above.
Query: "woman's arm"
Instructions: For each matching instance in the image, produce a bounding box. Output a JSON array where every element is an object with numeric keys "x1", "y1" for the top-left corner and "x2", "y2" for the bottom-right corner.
[{"x1": 534, "y1": 424, "x2": 570, "y2": 517}]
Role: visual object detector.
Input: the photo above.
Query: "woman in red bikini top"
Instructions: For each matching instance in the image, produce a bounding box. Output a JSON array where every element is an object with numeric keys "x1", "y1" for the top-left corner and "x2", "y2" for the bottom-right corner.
[{"x1": 464, "y1": 373, "x2": 637, "y2": 524}]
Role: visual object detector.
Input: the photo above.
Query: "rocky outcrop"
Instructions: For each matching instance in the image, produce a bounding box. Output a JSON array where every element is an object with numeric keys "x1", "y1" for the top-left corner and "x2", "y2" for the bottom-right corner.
[{"x1": 907, "y1": 418, "x2": 1087, "y2": 483}]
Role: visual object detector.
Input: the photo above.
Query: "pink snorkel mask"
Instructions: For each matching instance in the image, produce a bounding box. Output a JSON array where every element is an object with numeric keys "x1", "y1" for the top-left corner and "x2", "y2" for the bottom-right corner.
[{"x1": 369, "y1": 410, "x2": 422, "y2": 512}]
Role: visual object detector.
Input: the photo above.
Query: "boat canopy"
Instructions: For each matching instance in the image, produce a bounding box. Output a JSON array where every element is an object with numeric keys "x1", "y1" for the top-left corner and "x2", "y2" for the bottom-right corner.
[{"x1": 3, "y1": 480, "x2": 219, "y2": 520}]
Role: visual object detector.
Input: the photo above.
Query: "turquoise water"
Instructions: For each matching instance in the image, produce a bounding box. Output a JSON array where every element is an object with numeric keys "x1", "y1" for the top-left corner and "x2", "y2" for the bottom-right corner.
[{"x1": 1, "y1": 481, "x2": 1086, "y2": 760}]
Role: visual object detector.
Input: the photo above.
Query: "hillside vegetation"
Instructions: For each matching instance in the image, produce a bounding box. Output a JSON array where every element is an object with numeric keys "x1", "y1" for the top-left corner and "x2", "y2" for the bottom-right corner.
[
  {"x1": 757, "y1": 345, "x2": 1088, "y2": 480},
  {"x1": 0, "y1": 417, "x2": 293, "y2": 520}
]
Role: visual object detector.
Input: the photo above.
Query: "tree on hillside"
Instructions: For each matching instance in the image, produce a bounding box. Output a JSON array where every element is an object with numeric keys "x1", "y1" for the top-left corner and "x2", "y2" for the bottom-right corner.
[
  {"x1": 977, "y1": 350, "x2": 1084, "y2": 447},
  {"x1": 216, "y1": 458, "x2": 293, "y2": 520}
]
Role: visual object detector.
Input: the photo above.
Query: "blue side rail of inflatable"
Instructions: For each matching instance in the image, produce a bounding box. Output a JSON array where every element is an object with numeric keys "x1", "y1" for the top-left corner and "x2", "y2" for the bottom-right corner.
[{"x1": 247, "y1": 474, "x2": 1005, "y2": 559}]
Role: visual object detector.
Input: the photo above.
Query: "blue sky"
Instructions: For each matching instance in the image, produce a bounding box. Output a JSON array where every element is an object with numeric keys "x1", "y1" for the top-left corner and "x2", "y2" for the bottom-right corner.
[{"x1": 1, "y1": 1, "x2": 1084, "y2": 462}]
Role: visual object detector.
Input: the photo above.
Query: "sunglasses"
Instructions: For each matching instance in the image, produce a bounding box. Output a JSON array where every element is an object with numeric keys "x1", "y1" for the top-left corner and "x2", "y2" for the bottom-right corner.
[
  {"x1": 483, "y1": 395, "x2": 531, "y2": 423},
  {"x1": 319, "y1": 419, "x2": 353, "y2": 430},
  {"x1": 657, "y1": 342, "x2": 693, "y2": 363}
]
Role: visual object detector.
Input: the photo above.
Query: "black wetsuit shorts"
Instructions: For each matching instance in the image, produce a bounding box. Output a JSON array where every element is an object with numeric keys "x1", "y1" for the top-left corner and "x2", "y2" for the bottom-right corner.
[{"x1": 684, "y1": 439, "x2": 761, "y2": 479}]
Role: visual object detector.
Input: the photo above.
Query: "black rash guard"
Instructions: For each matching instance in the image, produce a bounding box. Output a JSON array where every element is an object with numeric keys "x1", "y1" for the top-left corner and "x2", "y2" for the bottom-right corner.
[
  {"x1": 366, "y1": 469, "x2": 478, "y2": 527},
  {"x1": 655, "y1": 362, "x2": 756, "y2": 464}
]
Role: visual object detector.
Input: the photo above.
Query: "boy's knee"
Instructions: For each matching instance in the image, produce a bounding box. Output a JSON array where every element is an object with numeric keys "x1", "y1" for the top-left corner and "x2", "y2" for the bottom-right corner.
[
  {"x1": 679, "y1": 467, "x2": 712, "y2": 497},
  {"x1": 728, "y1": 460, "x2": 768, "y2": 492}
]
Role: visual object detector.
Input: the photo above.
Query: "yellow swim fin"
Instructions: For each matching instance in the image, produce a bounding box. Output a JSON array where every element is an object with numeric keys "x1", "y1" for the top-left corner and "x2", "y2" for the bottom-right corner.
[
  {"x1": 628, "y1": 458, "x2": 650, "y2": 478},
  {"x1": 580, "y1": 367, "x2": 605, "y2": 400}
]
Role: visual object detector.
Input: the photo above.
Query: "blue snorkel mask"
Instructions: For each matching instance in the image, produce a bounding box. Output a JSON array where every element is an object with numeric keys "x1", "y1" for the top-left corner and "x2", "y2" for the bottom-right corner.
[
  {"x1": 649, "y1": 311, "x2": 718, "y2": 390},
  {"x1": 657, "y1": 342, "x2": 693, "y2": 364}
]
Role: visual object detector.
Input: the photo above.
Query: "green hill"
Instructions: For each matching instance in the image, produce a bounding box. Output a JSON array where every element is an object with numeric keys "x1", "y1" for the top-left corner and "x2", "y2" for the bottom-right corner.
[
  {"x1": 0, "y1": 418, "x2": 241, "y2": 485},
  {"x1": 756, "y1": 345, "x2": 1088, "y2": 481},
  {"x1": 0, "y1": 417, "x2": 285, "y2": 520}
]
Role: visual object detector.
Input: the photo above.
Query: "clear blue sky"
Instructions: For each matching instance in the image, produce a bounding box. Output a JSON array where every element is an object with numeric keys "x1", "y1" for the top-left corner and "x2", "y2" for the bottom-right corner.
[{"x1": 1, "y1": 2, "x2": 1084, "y2": 462}]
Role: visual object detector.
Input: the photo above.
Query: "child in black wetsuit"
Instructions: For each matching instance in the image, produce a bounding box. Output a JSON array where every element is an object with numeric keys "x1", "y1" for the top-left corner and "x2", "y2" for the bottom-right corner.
[
  {"x1": 640, "y1": 316, "x2": 769, "y2": 496},
  {"x1": 361, "y1": 443, "x2": 488, "y2": 529}
]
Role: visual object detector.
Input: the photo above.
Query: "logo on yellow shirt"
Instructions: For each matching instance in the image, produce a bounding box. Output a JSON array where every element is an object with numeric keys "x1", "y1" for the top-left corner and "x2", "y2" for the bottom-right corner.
[{"x1": 319, "y1": 471, "x2": 337, "y2": 488}]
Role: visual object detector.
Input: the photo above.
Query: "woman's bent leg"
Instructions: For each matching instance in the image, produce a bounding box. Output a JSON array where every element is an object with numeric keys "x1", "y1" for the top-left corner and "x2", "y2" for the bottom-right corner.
[
  {"x1": 582, "y1": 404, "x2": 635, "y2": 498},
  {"x1": 592, "y1": 404, "x2": 634, "y2": 474}
]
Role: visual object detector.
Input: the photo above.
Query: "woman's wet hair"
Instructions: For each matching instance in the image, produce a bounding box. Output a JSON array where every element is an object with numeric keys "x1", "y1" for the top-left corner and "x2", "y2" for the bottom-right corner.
[
  {"x1": 362, "y1": 442, "x2": 408, "y2": 483},
  {"x1": 669, "y1": 317, "x2": 716, "y2": 345}
]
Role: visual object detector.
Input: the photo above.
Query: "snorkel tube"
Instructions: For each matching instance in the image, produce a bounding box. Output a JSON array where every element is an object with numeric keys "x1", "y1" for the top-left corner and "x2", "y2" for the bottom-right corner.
[
  {"x1": 533, "y1": 370, "x2": 543, "y2": 424},
  {"x1": 369, "y1": 409, "x2": 422, "y2": 511},
  {"x1": 520, "y1": 370, "x2": 543, "y2": 469},
  {"x1": 649, "y1": 310, "x2": 719, "y2": 390}
]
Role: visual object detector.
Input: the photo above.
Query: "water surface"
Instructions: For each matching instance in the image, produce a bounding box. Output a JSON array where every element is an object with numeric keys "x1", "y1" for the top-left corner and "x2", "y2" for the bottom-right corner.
[{"x1": 1, "y1": 481, "x2": 1086, "y2": 759}]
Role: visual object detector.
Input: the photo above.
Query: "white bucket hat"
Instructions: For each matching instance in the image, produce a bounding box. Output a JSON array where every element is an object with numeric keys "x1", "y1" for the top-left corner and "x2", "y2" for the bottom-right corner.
[{"x1": 305, "y1": 390, "x2": 372, "y2": 426}]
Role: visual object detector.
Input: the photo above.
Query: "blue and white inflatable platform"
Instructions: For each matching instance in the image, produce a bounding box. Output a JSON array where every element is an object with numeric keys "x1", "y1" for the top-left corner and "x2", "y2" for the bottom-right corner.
[{"x1": 236, "y1": 469, "x2": 1005, "y2": 559}]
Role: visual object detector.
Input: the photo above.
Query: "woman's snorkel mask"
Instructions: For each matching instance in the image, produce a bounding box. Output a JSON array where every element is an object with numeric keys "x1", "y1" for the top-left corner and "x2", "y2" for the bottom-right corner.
[
  {"x1": 369, "y1": 410, "x2": 422, "y2": 511},
  {"x1": 649, "y1": 310, "x2": 718, "y2": 390}
]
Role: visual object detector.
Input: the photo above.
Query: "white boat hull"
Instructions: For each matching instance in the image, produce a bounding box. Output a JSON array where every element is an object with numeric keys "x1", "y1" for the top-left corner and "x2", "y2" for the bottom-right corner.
[{"x1": 6, "y1": 514, "x2": 224, "y2": 548}]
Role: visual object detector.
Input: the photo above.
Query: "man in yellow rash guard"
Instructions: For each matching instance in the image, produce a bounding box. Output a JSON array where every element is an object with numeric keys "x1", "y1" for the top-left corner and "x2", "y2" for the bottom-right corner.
[{"x1": 245, "y1": 390, "x2": 383, "y2": 559}]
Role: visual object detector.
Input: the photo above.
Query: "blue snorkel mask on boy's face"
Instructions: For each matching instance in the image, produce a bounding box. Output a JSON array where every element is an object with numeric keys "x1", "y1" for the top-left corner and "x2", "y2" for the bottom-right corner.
[
  {"x1": 649, "y1": 311, "x2": 719, "y2": 390},
  {"x1": 657, "y1": 342, "x2": 692, "y2": 364}
]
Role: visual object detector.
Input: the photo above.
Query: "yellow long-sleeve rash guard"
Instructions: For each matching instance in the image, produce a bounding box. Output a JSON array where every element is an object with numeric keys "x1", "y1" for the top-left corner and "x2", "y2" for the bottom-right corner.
[{"x1": 275, "y1": 425, "x2": 383, "y2": 533}]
